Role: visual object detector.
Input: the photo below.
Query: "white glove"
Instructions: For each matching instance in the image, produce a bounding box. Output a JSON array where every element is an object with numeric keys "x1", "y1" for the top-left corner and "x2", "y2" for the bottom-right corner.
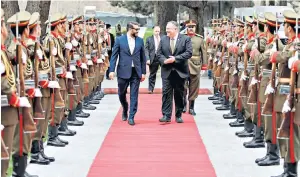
[
  {"x1": 87, "y1": 60, "x2": 93, "y2": 65},
  {"x1": 101, "y1": 54, "x2": 105, "y2": 59},
  {"x1": 71, "y1": 39, "x2": 79, "y2": 47},
  {"x1": 213, "y1": 58, "x2": 217, "y2": 63},
  {"x1": 52, "y1": 47, "x2": 57, "y2": 56},
  {"x1": 218, "y1": 60, "x2": 222, "y2": 65},
  {"x1": 66, "y1": 72, "x2": 73, "y2": 79},
  {"x1": 19, "y1": 97, "x2": 31, "y2": 107},
  {"x1": 226, "y1": 42, "x2": 232, "y2": 49},
  {"x1": 89, "y1": 37, "x2": 93, "y2": 44},
  {"x1": 97, "y1": 59, "x2": 103, "y2": 63},
  {"x1": 0, "y1": 61, "x2": 5, "y2": 75},
  {"x1": 86, "y1": 54, "x2": 91, "y2": 59},
  {"x1": 225, "y1": 66, "x2": 229, "y2": 71},
  {"x1": 81, "y1": 63, "x2": 88, "y2": 69},
  {"x1": 70, "y1": 65, "x2": 77, "y2": 71},
  {"x1": 65, "y1": 42, "x2": 72, "y2": 50},
  {"x1": 288, "y1": 51, "x2": 298, "y2": 69},
  {"x1": 48, "y1": 80, "x2": 60, "y2": 88},
  {"x1": 34, "y1": 88, "x2": 42, "y2": 97},
  {"x1": 250, "y1": 77, "x2": 258, "y2": 86},
  {"x1": 36, "y1": 49, "x2": 43, "y2": 60},
  {"x1": 270, "y1": 43, "x2": 277, "y2": 56},
  {"x1": 240, "y1": 72, "x2": 247, "y2": 81},
  {"x1": 98, "y1": 37, "x2": 103, "y2": 44},
  {"x1": 264, "y1": 83, "x2": 275, "y2": 95},
  {"x1": 282, "y1": 100, "x2": 291, "y2": 113},
  {"x1": 104, "y1": 52, "x2": 108, "y2": 57},
  {"x1": 233, "y1": 70, "x2": 238, "y2": 75},
  {"x1": 0, "y1": 124, "x2": 4, "y2": 131},
  {"x1": 22, "y1": 50, "x2": 27, "y2": 64}
]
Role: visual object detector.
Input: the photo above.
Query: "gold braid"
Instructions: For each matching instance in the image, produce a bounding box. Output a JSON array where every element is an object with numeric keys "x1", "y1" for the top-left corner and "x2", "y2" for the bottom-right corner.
[
  {"x1": 1, "y1": 52, "x2": 16, "y2": 87},
  {"x1": 25, "y1": 58, "x2": 33, "y2": 78}
]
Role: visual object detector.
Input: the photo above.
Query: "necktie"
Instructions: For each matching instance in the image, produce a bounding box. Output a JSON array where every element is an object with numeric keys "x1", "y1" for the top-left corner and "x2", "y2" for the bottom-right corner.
[
  {"x1": 155, "y1": 36, "x2": 159, "y2": 52},
  {"x1": 170, "y1": 38, "x2": 175, "y2": 54}
]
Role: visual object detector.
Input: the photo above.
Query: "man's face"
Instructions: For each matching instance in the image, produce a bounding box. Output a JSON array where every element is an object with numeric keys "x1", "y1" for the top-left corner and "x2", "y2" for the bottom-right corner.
[
  {"x1": 153, "y1": 27, "x2": 160, "y2": 36},
  {"x1": 74, "y1": 23, "x2": 80, "y2": 32},
  {"x1": 24, "y1": 26, "x2": 29, "y2": 38},
  {"x1": 166, "y1": 23, "x2": 177, "y2": 37},
  {"x1": 284, "y1": 23, "x2": 290, "y2": 37},
  {"x1": 89, "y1": 23, "x2": 96, "y2": 31},
  {"x1": 130, "y1": 24, "x2": 139, "y2": 37},
  {"x1": 187, "y1": 25, "x2": 196, "y2": 34},
  {"x1": 252, "y1": 24, "x2": 257, "y2": 33}
]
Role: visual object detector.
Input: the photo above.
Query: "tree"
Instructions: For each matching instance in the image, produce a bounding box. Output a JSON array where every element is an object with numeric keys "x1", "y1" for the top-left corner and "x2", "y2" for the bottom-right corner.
[
  {"x1": 154, "y1": 1, "x2": 179, "y2": 34},
  {"x1": 25, "y1": 0, "x2": 51, "y2": 35}
]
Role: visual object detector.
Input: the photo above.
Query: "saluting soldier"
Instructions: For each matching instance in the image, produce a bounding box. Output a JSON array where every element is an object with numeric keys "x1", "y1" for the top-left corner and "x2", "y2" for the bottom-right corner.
[
  {"x1": 1, "y1": 8, "x2": 24, "y2": 177},
  {"x1": 270, "y1": 10, "x2": 300, "y2": 175},
  {"x1": 182, "y1": 20, "x2": 207, "y2": 115},
  {"x1": 6, "y1": 11, "x2": 39, "y2": 177}
]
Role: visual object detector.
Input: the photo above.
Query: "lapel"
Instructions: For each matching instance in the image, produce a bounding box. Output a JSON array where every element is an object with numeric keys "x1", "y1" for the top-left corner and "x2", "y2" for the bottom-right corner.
[
  {"x1": 167, "y1": 36, "x2": 172, "y2": 54},
  {"x1": 125, "y1": 35, "x2": 138, "y2": 56},
  {"x1": 124, "y1": 35, "x2": 131, "y2": 55},
  {"x1": 132, "y1": 37, "x2": 138, "y2": 55},
  {"x1": 173, "y1": 34, "x2": 182, "y2": 55}
]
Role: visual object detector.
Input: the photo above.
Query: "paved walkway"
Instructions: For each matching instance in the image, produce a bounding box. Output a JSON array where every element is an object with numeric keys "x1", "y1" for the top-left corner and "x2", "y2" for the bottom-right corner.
[{"x1": 26, "y1": 76, "x2": 298, "y2": 177}]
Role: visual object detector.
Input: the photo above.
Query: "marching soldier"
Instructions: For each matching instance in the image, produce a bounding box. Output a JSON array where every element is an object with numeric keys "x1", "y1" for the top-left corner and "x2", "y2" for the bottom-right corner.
[
  {"x1": 26, "y1": 12, "x2": 54, "y2": 165},
  {"x1": 182, "y1": 20, "x2": 207, "y2": 115},
  {"x1": 1, "y1": 8, "x2": 22, "y2": 177},
  {"x1": 270, "y1": 10, "x2": 300, "y2": 176},
  {"x1": 7, "y1": 11, "x2": 39, "y2": 177}
]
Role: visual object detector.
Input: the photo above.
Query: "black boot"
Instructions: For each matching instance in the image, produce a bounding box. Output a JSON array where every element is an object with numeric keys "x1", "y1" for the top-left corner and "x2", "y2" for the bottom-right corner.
[
  {"x1": 83, "y1": 97, "x2": 96, "y2": 110},
  {"x1": 12, "y1": 155, "x2": 26, "y2": 177},
  {"x1": 24, "y1": 171, "x2": 39, "y2": 177},
  {"x1": 216, "y1": 96, "x2": 230, "y2": 110},
  {"x1": 235, "y1": 119, "x2": 254, "y2": 137},
  {"x1": 223, "y1": 103, "x2": 237, "y2": 119},
  {"x1": 88, "y1": 92, "x2": 100, "y2": 104},
  {"x1": 76, "y1": 102, "x2": 90, "y2": 118},
  {"x1": 67, "y1": 108, "x2": 84, "y2": 126},
  {"x1": 30, "y1": 140, "x2": 50, "y2": 165},
  {"x1": 229, "y1": 111, "x2": 244, "y2": 127},
  {"x1": 58, "y1": 118, "x2": 77, "y2": 136},
  {"x1": 257, "y1": 143, "x2": 280, "y2": 166},
  {"x1": 188, "y1": 100, "x2": 196, "y2": 115},
  {"x1": 39, "y1": 139, "x2": 55, "y2": 162},
  {"x1": 212, "y1": 93, "x2": 223, "y2": 105},
  {"x1": 284, "y1": 162, "x2": 297, "y2": 177},
  {"x1": 93, "y1": 86, "x2": 102, "y2": 100},
  {"x1": 244, "y1": 125, "x2": 265, "y2": 148},
  {"x1": 255, "y1": 142, "x2": 271, "y2": 163},
  {"x1": 271, "y1": 162, "x2": 288, "y2": 177},
  {"x1": 47, "y1": 125, "x2": 65, "y2": 147},
  {"x1": 208, "y1": 87, "x2": 219, "y2": 100},
  {"x1": 183, "y1": 98, "x2": 187, "y2": 113}
]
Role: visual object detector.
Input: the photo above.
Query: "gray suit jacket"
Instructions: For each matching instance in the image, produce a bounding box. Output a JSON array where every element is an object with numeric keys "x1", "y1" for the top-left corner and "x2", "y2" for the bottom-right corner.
[{"x1": 145, "y1": 35, "x2": 162, "y2": 64}]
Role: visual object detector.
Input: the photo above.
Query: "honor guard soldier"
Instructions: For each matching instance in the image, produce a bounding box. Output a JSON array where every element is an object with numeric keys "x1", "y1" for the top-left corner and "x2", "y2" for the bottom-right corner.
[
  {"x1": 26, "y1": 12, "x2": 54, "y2": 165},
  {"x1": 44, "y1": 13, "x2": 69, "y2": 147},
  {"x1": 182, "y1": 20, "x2": 207, "y2": 115},
  {"x1": 270, "y1": 10, "x2": 300, "y2": 176},
  {"x1": 1, "y1": 8, "x2": 24, "y2": 177},
  {"x1": 7, "y1": 11, "x2": 39, "y2": 177}
]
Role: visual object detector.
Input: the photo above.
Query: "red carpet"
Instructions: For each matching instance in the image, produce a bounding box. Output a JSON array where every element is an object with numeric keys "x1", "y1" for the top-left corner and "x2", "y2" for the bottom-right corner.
[
  {"x1": 104, "y1": 88, "x2": 212, "y2": 95},
  {"x1": 87, "y1": 94, "x2": 216, "y2": 177}
]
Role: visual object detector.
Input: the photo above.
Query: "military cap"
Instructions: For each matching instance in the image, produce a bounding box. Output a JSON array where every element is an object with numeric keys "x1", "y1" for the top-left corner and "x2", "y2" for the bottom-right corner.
[
  {"x1": 69, "y1": 15, "x2": 83, "y2": 24},
  {"x1": 185, "y1": 20, "x2": 197, "y2": 26},
  {"x1": 234, "y1": 18, "x2": 244, "y2": 27},
  {"x1": 283, "y1": 10, "x2": 300, "y2": 25},
  {"x1": 253, "y1": 12, "x2": 266, "y2": 25},
  {"x1": 45, "y1": 13, "x2": 61, "y2": 26},
  {"x1": 264, "y1": 12, "x2": 281, "y2": 27},
  {"x1": 222, "y1": 16, "x2": 229, "y2": 24},
  {"x1": 29, "y1": 12, "x2": 40, "y2": 29},
  {"x1": 86, "y1": 17, "x2": 96, "y2": 23},
  {"x1": 245, "y1": 16, "x2": 253, "y2": 26},
  {"x1": 7, "y1": 11, "x2": 31, "y2": 28},
  {"x1": 60, "y1": 13, "x2": 67, "y2": 23}
]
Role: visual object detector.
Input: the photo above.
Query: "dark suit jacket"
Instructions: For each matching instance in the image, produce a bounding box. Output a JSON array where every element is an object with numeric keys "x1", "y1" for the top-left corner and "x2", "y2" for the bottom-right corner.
[
  {"x1": 107, "y1": 32, "x2": 115, "y2": 59},
  {"x1": 109, "y1": 35, "x2": 147, "y2": 79},
  {"x1": 145, "y1": 35, "x2": 162, "y2": 64},
  {"x1": 157, "y1": 34, "x2": 193, "y2": 79}
]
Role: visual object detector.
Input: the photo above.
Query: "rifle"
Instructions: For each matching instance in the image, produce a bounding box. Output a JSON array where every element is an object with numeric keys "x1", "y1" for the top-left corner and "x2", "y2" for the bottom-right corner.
[
  {"x1": 82, "y1": 15, "x2": 90, "y2": 97},
  {"x1": 16, "y1": 13, "x2": 37, "y2": 134},
  {"x1": 277, "y1": 16, "x2": 299, "y2": 139},
  {"x1": 1, "y1": 137, "x2": 9, "y2": 160},
  {"x1": 231, "y1": 31, "x2": 239, "y2": 90},
  {"x1": 262, "y1": 13, "x2": 279, "y2": 115},
  {"x1": 33, "y1": 36, "x2": 45, "y2": 119},
  {"x1": 239, "y1": 18, "x2": 249, "y2": 98}
]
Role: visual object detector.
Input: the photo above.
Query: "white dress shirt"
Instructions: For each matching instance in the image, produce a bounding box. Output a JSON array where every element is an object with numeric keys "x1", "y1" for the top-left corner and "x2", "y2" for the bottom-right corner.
[
  {"x1": 127, "y1": 33, "x2": 135, "y2": 67},
  {"x1": 154, "y1": 35, "x2": 160, "y2": 53}
]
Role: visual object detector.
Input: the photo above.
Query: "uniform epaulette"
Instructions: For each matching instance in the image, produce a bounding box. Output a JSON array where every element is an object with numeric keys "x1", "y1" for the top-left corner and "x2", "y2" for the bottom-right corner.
[
  {"x1": 195, "y1": 34, "x2": 203, "y2": 38},
  {"x1": 26, "y1": 38, "x2": 35, "y2": 47}
]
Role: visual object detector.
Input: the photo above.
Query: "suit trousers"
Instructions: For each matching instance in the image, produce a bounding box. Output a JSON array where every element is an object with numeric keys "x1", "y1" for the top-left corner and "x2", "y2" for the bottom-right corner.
[
  {"x1": 162, "y1": 70, "x2": 185, "y2": 119},
  {"x1": 118, "y1": 68, "x2": 141, "y2": 119},
  {"x1": 148, "y1": 60, "x2": 160, "y2": 91}
]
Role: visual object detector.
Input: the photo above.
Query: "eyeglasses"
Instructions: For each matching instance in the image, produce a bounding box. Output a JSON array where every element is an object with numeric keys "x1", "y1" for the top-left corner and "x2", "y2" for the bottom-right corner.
[
  {"x1": 187, "y1": 26, "x2": 195, "y2": 28},
  {"x1": 132, "y1": 27, "x2": 140, "y2": 31}
]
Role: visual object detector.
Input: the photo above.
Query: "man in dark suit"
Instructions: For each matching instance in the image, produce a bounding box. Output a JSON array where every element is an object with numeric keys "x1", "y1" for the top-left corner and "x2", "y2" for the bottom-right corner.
[
  {"x1": 145, "y1": 26, "x2": 161, "y2": 93},
  {"x1": 109, "y1": 21, "x2": 147, "y2": 126},
  {"x1": 157, "y1": 21, "x2": 193, "y2": 123},
  {"x1": 105, "y1": 24, "x2": 115, "y2": 79}
]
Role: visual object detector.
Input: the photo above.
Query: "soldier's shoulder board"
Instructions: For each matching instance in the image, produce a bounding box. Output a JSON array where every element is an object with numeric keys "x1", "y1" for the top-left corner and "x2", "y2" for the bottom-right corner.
[
  {"x1": 26, "y1": 38, "x2": 35, "y2": 47},
  {"x1": 195, "y1": 34, "x2": 203, "y2": 38}
]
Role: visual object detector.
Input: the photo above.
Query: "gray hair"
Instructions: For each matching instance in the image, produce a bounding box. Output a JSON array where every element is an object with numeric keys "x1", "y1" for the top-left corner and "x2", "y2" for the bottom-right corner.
[{"x1": 167, "y1": 21, "x2": 179, "y2": 29}]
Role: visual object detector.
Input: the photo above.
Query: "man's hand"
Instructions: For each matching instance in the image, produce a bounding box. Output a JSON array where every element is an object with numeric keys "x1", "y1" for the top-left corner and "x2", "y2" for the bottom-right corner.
[
  {"x1": 141, "y1": 74, "x2": 145, "y2": 82},
  {"x1": 109, "y1": 72, "x2": 115, "y2": 80},
  {"x1": 146, "y1": 60, "x2": 150, "y2": 65},
  {"x1": 164, "y1": 56, "x2": 175, "y2": 64}
]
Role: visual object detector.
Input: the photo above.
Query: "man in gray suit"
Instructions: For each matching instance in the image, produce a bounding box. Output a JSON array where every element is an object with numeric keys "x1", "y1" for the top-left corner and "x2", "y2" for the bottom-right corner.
[
  {"x1": 157, "y1": 21, "x2": 193, "y2": 123},
  {"x1": 145, "y1": 26, "x2": 161, "y2": 93}
]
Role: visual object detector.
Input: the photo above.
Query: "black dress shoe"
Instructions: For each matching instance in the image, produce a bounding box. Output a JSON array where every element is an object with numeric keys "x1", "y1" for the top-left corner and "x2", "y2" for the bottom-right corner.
[
  {"x1": 30, "y1": 153, "x2": 50, "y2": 165},
  {"x1": 76, "y1": 110, "x2": 90, "y2": 118},
  {"x1": 159, "y1": 116, "x2": 171, "y2": 122},
  {"x1": 128, "y1": 119, "x2": 135, "y2": 126},
  {"x1": 56, "y1": 136, "x2": 68, "y2": 145},
  {"x1": 223, "y1": 113, "x2": 236, "y2": 119},
  {"x1": 40, "y1": 149, "x2": 55, "y2": 162},
  {"x1": 67, "y1": 119, "x2": 84, "y2": 126},
  {"x1": 47, "y1": 138, "x2": 65, "y2": 147},
  {"x1": 122, "y1": 112, "x2": 128, "y2": 121},
  {"x1": 24, "y1": 171, "x2": 39, "y2": 177},
  {"x1": 58, "y1": 128, "x2": 76, "y2": 136},
  {"x1": 176, "y1": 117, "x2": 183, "y2": 123}
]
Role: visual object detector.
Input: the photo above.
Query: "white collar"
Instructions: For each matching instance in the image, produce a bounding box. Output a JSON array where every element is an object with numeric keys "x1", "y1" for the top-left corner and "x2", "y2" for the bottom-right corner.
[{"x1": 127, "y1": 33, "x2": 135, "y2": 40}]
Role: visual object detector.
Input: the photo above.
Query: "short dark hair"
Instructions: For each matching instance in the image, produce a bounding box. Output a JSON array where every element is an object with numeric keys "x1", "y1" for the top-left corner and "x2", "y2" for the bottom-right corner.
[
  {"x1": 152, "y1": 26, "x2": 160, "y2": 29},
  {"x1": 106, "y1": 24, "x2": 111, "y2": 29},
  {"x1": 126, "y1": 21, "x2": 139, "y2": 32}
]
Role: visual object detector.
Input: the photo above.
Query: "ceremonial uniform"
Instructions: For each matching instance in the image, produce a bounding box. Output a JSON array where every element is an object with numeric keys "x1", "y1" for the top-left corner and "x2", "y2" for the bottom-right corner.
[{"x1": 183, "y1": 20, "x2": 207, "y2": 115}]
